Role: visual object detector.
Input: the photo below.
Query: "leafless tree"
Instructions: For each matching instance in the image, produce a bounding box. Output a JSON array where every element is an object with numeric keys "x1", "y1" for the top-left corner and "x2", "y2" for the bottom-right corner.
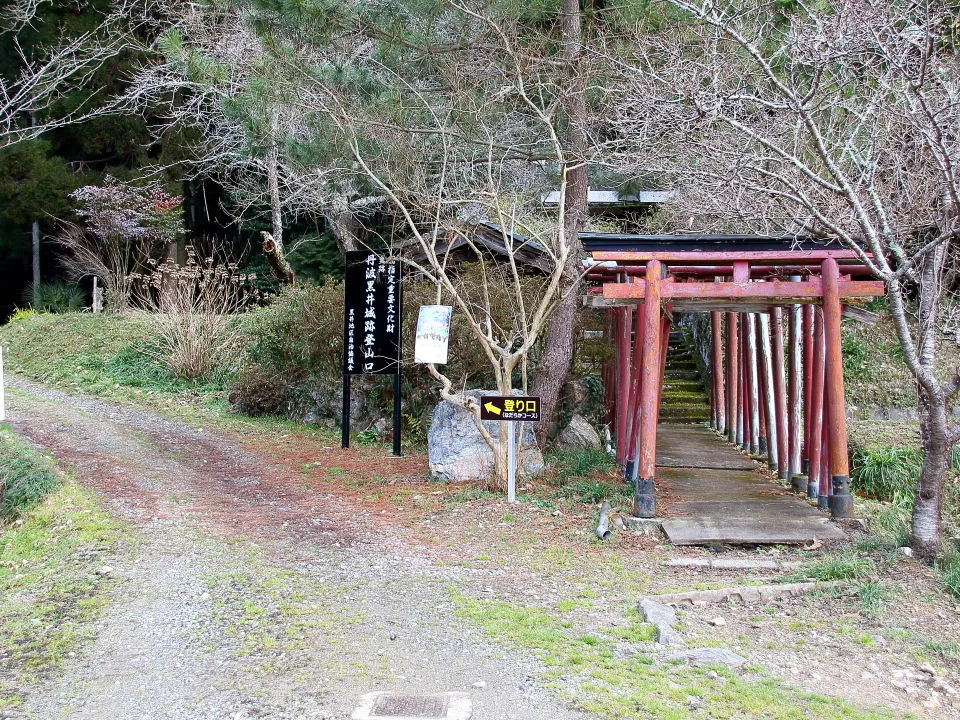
[
  {"x1": 0, "y1": 0, "x2": 168, "y2": 148},
  {"x1": 606, "y1": 0, "x2": 960, "y2": 558},
  {"x1": 238, "y1": 1, "x2": 592, "y2": 486},
  {"x1": 125, "y1": 6, "x2": 384, "y2": 276}
]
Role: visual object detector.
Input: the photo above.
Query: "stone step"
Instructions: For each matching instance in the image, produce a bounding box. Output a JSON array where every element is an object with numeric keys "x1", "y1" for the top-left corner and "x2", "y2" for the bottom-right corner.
[
  {"x1": 665, "y1": 369, "x2": 700, "y2": 380},
  {"x1": 661, "y1": 392, "x2": 711, "y2": 404},
  {"x1": 663, "y1": 379, "x2": 704, "y2": 392}
]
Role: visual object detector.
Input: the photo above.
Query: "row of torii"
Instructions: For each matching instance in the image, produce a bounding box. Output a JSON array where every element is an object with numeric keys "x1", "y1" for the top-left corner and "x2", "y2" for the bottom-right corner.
[{"x1": 583, "y1": 234, "x2": 887, "y2": 520}]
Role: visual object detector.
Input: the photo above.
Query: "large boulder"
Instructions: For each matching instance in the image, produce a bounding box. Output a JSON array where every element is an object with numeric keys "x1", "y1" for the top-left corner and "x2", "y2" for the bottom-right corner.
[
  {"x1": 428, "y1": 390, "x2": 544, "y2": 482},
  {"x1": 556, "y1": 414, "x2": 602, "y2": 450}
]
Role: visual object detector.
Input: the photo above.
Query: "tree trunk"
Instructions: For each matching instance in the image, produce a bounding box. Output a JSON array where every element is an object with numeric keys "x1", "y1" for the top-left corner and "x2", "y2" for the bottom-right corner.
[
  {"x1": 263, "y1": 147, "x2": 295, "y2": 285},
  {"x1": 324, "y1": 196, "x2": 362, "y2": 254},
  {"x1": 31, "y1": 220, "x2": 40, "y2": 302},
  {"x1": 912, "y1": 385, "x2": 948, "y2": 561},
  {"x1": 530, "y1": 0, "x2": 588, "y2": 445},
  {"x1": 910, "y1": 245, "x2": 949, "y2": 560}
]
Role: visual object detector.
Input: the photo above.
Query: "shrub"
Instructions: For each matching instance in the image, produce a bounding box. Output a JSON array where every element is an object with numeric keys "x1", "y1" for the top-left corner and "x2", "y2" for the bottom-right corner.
[
  {"x1": 229, "y1": 365, "x2": 289, "y2": 417},
  {"x1": 850, "y1": 445, "x2": 924, "y2": 505},
  {"x1": 130, "y1": 249, "x2": 261, "y2": 380},
  {"x1": 231, "y1": 266, "x2": 550, "y2": 427},
  {"x1": 0, "y1": 429, "x2": 61, "y2": 521},
  {"x1": 6, "y1": 307, "x2": 40, "y2": 324},
  {"x1": 23, "y1": 281, "x2": 86, "y2": 313}
]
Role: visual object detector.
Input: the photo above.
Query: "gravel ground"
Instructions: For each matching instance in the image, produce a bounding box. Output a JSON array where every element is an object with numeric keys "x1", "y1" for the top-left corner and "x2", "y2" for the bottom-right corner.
[
  {"x1": 5, "y1": 376, "x2": 960, "y2": 720},
  {"x1": 4, "y1": 377, "x2": 585, "y2": 720}
]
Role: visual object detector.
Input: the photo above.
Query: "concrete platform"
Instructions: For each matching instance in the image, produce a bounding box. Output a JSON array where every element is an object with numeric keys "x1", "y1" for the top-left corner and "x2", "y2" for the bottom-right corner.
[{"x1": 654, "y1": 424, "x2": 845, "y2": 545}]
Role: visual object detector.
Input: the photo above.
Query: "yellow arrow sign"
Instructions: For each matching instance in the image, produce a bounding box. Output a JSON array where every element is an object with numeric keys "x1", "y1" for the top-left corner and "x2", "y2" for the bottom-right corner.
[{"x1": 483, "y1": 401, "x2": 502, "y2": 416}]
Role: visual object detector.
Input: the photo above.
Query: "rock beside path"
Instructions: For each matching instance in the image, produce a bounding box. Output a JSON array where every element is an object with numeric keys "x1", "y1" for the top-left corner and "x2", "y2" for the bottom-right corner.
[
  {"x1": 556, "y1": 414, "x2": 602, "y2": 450},
  {"x1": 638, "y1": 598, "x2": 685, "y2": 647},
  {"x1": 667, "y1": 648, "x2": 748, "y2": 668},
  {"x1": 428, "y1": 390, "x2": 544, "y2": 482}
]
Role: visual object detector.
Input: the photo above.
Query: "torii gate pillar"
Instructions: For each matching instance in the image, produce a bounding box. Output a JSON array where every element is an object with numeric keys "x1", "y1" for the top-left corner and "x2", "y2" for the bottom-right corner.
[
  {"x1": 821, "y1": 258, "x2": 853, "y2": 517},
  {"x1": 633, "y1": 259, "x2": 663, "y2": 517}
]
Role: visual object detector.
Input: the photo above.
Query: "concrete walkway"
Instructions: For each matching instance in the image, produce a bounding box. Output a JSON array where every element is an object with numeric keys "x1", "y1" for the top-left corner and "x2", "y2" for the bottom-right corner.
[{"x1": 655, "y1": 424, "x2": 846, "y2": 545}]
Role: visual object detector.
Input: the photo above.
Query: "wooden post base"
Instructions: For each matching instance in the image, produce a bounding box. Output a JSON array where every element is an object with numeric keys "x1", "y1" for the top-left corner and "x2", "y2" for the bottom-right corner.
[
  {"x1": 829, "y1": 475, "x2": 853, "y2": 518},
  {"x1": 791, "y1": 473, "x2": 807, "y2": 495},
  {"x1": 634, "y1": 477, "x2": 656, "y2": 518}
]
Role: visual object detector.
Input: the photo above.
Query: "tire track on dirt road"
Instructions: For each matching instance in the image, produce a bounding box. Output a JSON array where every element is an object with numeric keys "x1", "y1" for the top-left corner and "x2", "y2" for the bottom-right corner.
[{"x1": 4, "y1": 377, "x2": 587, "y2": 720}]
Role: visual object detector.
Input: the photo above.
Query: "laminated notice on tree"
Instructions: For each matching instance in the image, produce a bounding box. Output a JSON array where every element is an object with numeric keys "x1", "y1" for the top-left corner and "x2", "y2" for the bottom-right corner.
[
  {"x1": 414, "y1": 305, "x2": 453, "y2": 364},
  {"x1": 342, "y1": 250, "x2": 401, "y2": 375}
]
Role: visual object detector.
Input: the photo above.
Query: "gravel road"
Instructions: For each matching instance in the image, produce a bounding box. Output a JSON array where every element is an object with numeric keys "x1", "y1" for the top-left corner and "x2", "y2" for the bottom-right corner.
[{"x1": 4, "y1": 377, "x2": 587, "y2": 720}]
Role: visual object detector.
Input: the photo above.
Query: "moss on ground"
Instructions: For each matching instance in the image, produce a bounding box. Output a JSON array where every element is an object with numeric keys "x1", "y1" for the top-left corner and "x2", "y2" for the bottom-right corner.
[
  {"x1": 450, "y1": 591, "x2": 907, "y2": 720},
  {"x1": 0, "y1": 479, "x2": 128, "y2": 709}
]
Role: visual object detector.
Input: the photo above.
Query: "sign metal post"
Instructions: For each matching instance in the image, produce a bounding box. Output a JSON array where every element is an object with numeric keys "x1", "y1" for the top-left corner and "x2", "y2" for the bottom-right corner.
[
  {"x1": 507, "y1": 420, "x2": 516, "y2": 503},
  {"x1": 480, "y1": 395, "x2": 541, "y2": 503}
]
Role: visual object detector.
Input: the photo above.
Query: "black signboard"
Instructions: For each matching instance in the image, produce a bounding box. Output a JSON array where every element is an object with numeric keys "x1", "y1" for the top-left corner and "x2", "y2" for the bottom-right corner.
[
  {"x1": 479, "y1": 396, "x2": 541, "y2": 422},
  {"x1": 343, "y1": 250, "x2": 401, "y2": 375}
]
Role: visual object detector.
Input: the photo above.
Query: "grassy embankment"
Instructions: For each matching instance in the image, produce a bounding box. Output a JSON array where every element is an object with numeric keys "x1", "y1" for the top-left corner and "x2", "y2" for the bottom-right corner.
[{"x1": 0, "y1": 427, "x2": 128, "y2": 709}]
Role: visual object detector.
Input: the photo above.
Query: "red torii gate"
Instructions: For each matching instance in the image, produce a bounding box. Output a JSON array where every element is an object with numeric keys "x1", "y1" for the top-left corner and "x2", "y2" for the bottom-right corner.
[{"x1": 583, "y1": 234, "x2": 886, "y2": 521}]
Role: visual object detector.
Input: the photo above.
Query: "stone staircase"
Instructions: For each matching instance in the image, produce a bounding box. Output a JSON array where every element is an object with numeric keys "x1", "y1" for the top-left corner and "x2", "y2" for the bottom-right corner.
[{"x1": 660, "y1": 331, "x2": 711, "y2": 424}]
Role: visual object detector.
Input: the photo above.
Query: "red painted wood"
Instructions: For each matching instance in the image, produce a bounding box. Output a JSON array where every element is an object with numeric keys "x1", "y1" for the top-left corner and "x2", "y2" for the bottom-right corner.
[
  {"x1": 726, "y1": 312, "x2": 739, "y2": 444},
  {"x1": 820, "y1": 388, "x2": 831, "y2": 498},
  {"x1": 740, "y1": 313, "x2": 753, "y2": 452},
  {"x1": 637, "y1": 260, "x2": 663, "y2": 481},
  {"x1": 614, "y1": 306, "x2": 631, "y2": 464},
  {"x1": 624, "y1": 297, "x2": 645, "y2": 463},
  {"x1": 771, "y1": 307, "x2": 789, "y2": 477},
  {"x1": 587, "y1": 264, "x2": 872, "y2": 279},
  {"x1": 593, "y1": 249, "x2": 862, "y2": 263},
  {"x1": 756, "y1": 316, "x2": 768, "y2": 456},
  {"x1": 821, "y1": 258, "x2": 851, "y2": 477},
  {"x1": 602, "y1": 279, "x2": 885, "y2": 300},
  {"x1": 733, "y1": 261, "x2": 750, "y2": 283},
  {"x1": 711, "y1": 311, "x2": 726, "y2": 432},
  {"x1": 809, "y1": 308, "x2": 826, "y2": 492},
  {"x1": 801, "y1": 304, "x2": 814, "y2": 470}
]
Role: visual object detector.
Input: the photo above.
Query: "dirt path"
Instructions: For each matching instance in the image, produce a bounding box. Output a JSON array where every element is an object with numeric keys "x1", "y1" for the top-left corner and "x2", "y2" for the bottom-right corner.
[{"x1": 4, "y1": 378, "x2": 585, "y2": 720}]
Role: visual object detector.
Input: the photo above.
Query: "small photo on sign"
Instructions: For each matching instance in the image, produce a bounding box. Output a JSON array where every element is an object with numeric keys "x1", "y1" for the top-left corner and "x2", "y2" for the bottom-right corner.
[{"x1": 414, "y1": 305, "x2": 453, "y2": 364}]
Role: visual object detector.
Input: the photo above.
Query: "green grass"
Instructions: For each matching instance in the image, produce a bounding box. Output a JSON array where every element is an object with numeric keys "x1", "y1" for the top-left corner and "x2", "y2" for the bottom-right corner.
[
  {"x1": 851, "y1": 446, "x2": 924, "y2": 504},
  {"x1": 937, "y1": 552, "x2": 960, "y2": 599},
  {"x1": 785, "y1": 553, "x2": 875, "y2": 583},
  {"x1": 546, "y1": 446, "x2": 616, "y2": 483},
  {"x1": 0, "y1": 479, "x2": 128, "y2": 708},
  {"x1": 0, "y1": 312, "x2": 229, "y2": 398},
  {"x1": 450, "y1": 591, "x2": 904, "y2": 719},
  {"x1": 0, "y1": 427, "x2": 61, "y2": 520},
  {"x1": 552, "y1": 478, "x2": 631, "y2": 504},
  {"x1": 854, "y1": 580, "x2": 893, "y2": 615}
]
